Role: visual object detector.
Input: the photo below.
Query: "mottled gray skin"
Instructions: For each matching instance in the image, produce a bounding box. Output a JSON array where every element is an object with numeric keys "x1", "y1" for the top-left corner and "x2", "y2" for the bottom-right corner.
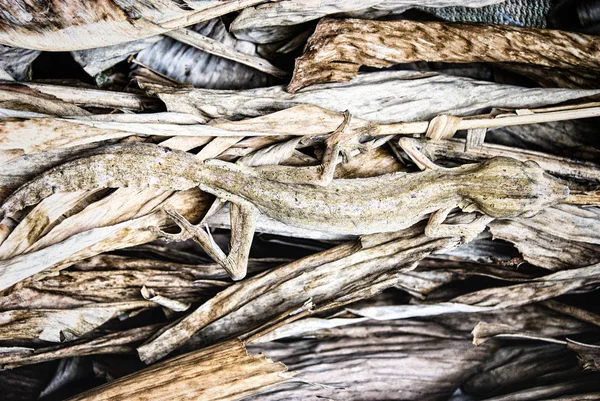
[{"x1": 1, "y1": 143, "x2": 569, "y2": 235}]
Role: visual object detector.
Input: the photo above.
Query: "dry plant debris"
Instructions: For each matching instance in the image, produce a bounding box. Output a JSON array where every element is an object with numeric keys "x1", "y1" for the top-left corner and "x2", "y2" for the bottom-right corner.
[
  {"x1": 0, "y1": 2, "x2": 600, "y2": 401},
  {"x1": 288, "y1": 18, "x2": 600, "y2": 92}
]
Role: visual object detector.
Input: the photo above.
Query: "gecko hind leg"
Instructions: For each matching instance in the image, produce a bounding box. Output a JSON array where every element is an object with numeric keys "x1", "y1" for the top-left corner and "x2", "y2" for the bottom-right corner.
[
  {"x1": 425, "y1": 206, "x2": 494, "y2": 243},
  {"x1": 155, "y1": 203, "x2": 258, "y2": 281}
]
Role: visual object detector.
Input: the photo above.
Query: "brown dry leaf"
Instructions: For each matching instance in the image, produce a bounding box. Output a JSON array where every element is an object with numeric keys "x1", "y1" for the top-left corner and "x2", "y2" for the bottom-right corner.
[
  {"x1": 66, "y1": 339, "x2": 293, "y2": 401},
  {"x1": 147, "y1": 71, "x2": 600, "y2": 122},
  {"x1": 230, "y1": 0, "x2": 504, "y2": 43},
  {"x1": 247, "y1": 304, "x2": 588, "y2": 400},
  {"x1": 452, "y1": 263, "x2": 600, "y2": 309},
  {"x1": 0, "y1": 265, "x2": 228, "y2": 310},
  {"x1": 490, "y1": 205, "x2": 600, "y2": 269},
  {"x1": 567, "y1": 340, "x2": 600, "y2": 371},
  {"x1": 0, "y1": 85, "x2": 90, "y2": 116},
  {"x1": 16, "y1": 82, "x2": 160, "y2": 112},
  {"x1": 0, "y1": 301, "x2": 153, "y2": 343},
  {"x1": 137, "y1": 222, "x2": 466, "y2": 364},
  {"x1": 0, "y1": 188, "x2": 209, "y2": 292},
  {"x1": 0, "y1": 324, "x2": 162, "y2": 370},
  {"x1": 287, "y1": 19, "x2": 600, "y2": 92},
  {"x1": 0, "y1": 0, "x2": 268, "y2": 51}
]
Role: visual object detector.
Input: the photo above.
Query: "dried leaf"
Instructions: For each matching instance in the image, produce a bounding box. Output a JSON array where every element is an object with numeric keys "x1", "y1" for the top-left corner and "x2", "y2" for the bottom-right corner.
[
  {"x1": 0, "y1": 0, "x2": 268, "y2": 51},
  {"x1": 490, "y1": 205, "x2": 600, "y2": 269},
  {"x1": 288, "y1": 19, "x2": 600, "y2": 92},
  {"x1": 452, "y1": 263, "x2": 600, "y2": 309},
  {"x1": 0, "y1": 45, "x2": 39, "y2": 80},
  {"x1": 148, "y1": 71, "x2": 600, "y2": 122},
  {"x1": 140, "y1": 286, "x2": 191, "y2": 312},
  {"x1": 66, "y1": 339, "x2": 292, "y2": 401},
  {"x1": 72, "y1": 37, "x2": 161, "y2": 77},
  {"x1": 136, "y1": 19, "x2": 277, "y2": 88},
  {"x1": 137, "y1": 222, "x2": 464, "y2": 363},
  {"x1": 0, "y1": 324, "x2": 161, "y2": 370},
  {"x1": 0, "y1": 301, "x2": 153, "y2": 343},
  {"x1": 230, "y1": 0, "x2": 503, "y2": 43},
  {"x1": 567, "y1": 340, "x2": 600, "y2": 371}
]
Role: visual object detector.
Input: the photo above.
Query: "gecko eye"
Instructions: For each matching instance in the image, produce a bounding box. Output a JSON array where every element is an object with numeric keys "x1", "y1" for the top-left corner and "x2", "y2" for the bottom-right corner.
[{"x1": 524, "y1": 160, "x2": 540, "y2": 168}]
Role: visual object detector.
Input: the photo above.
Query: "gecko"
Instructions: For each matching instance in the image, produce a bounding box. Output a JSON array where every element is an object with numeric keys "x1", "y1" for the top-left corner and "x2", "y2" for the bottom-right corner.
[{"x1": 0, "y1": 118, "x2": 569, "y2": 280}]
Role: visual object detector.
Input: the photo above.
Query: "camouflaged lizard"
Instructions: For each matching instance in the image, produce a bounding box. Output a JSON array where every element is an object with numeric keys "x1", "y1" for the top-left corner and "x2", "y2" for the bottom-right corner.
[{"x1": 0, "y1": 119, "x2": 569, "y2": 280}]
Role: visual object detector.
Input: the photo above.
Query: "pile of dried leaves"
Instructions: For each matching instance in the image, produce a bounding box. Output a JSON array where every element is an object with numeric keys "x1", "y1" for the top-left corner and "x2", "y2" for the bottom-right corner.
[{"x1": 1, "y1": 1, "x2": 599, "y2": 400}]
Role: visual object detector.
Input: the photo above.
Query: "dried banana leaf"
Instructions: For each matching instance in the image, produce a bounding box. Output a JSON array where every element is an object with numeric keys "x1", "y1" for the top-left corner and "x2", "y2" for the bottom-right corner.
[
  {"x1": 65, "y1": 339, "x2": 292, "y2": 401},
  {"x1": 0, "y1": 0, "x2": 267, "y2": 51},
  {"x1": 147, "y1": 71, "x2": 600, "y2": 122},
  {"x1": 0, "y1": 325, "x2": 161, "y2": 370},
  {"x1": 0, "y1": 45, "x2": 39, "y2": 80},
  {"x1": 230, "y1": 0, "x2": 504, "y2": 43},
  {"x1": 135, "y1": 19, "x2": 276, "y2": 88},
  {"x1": 247, "y1": 304, "x2": 591, "y2": 400},
  {"x1": 463, "y1": 343, "x2": 600, "y2": 399},
  {"x1": 489, "y1": 205, "x2": 600, "y2": 269},
  {"x1": 0, "y1": 301, "x2": 153, "y2": 343},
  {"x1": 287, "y1": 19, "x2": 600, "y2": 92},
  {"x1": 137, "y1": 224, "x2": 463, "y2": 363}
]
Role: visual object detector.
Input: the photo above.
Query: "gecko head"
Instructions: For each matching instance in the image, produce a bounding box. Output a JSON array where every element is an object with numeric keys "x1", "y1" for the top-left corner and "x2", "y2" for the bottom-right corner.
[{"x1": 466, "y1": 157, "x2": 569, "y2": 219}]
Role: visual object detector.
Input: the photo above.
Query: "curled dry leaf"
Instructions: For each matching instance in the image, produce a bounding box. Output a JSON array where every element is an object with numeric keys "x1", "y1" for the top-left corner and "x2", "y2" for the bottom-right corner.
[
  {"x1": 287, "y1": 19, "x2": 600, "y2": 92},
  {"x1": 0, "y1": 324, "x2": 162, "y2": 370},
  {"x1": 147, "y1": 71, "x2": 600, "y2": 122},
  {"x1": 137, "y1": 18, "x2": 277, "y2": 88},
  {"x1": 0, "y1": 0, "x2": 268, "y2": 51},
  {"x1": 230, "y1": 0, "x2": 504, "y2": 43},
  {"x1": 567, "y1": 340, "x2": 600, "y2": 371},
  {"x1": 140, "y1": 286, "x2": 191, "y2": 312},
  {"x1": 452, "y1": 263, "x2": 600, "y2": 309},
  {"x1": 471, "y1": 321, "x2": 569, "y2": 346},
  {"x1": 65, "y1": 339, "x2": 292, "y2": 401},
  {"x1": 490, "y1": 205, "x2": 600, "y2": 269},
  {"x1": 137, "y1": 222, "x2": 464, "y2": 364},
  {"x1": 0, "y1": 301, "x2": 153, "y2": 343}
]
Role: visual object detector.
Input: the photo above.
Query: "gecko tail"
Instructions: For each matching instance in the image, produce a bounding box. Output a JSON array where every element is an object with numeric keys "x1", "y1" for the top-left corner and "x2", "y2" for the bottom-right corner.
[{"x1": 0, "y1": 143, "x2": 203, "y2": 217}]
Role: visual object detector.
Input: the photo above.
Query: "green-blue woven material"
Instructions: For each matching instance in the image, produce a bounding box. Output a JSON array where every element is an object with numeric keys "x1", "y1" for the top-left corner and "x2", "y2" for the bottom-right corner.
[{"x1": 422, "y1": 0, "x2": 553, "y2": 28}]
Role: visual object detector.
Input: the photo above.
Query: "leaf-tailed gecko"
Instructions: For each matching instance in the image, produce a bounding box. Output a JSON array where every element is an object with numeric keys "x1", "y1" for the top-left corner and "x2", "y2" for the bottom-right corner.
[{"x1": 0, "y1": 123, "x2": 569, "y2": 280}]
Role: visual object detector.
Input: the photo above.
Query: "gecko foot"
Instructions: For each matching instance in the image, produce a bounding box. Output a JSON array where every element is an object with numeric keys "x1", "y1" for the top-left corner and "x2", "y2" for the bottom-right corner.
[
  {"x1": 149, "y1": 226, "x2": 191, "y2": 242},
  {"x1": 425, "y1": 208, "x2": 494, "y2": 244},
  {"x1": 149, "y1": 208, "x2": 198, "y2": 242}
]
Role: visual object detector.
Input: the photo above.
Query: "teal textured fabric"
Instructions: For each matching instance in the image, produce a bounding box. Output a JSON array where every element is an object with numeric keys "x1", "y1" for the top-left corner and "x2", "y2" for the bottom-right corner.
[{"x1": 423, "y1": 0, "x2": 554, "y2": 28}]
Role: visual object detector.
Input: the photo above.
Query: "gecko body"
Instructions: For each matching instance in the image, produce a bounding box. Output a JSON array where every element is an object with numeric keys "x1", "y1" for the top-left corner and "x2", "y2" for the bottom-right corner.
[{"x1": 0, "y1": 142, "x2": 569, "y2": 279}]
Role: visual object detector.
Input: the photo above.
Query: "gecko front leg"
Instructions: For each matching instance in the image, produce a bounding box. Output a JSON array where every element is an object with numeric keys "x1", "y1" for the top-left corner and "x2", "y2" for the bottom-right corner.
[
  {"x1": 399, "y1": 138, "x2": 493, "y2": 242},
  {"x1": 153, "y1": 202, "x2": 258, "y2": 280},
  {"x1": 425, "y1": 206, "x2": 494, "y2": 243},
  {"x1": 245, "y1": 110, "x2": 364, "y2": 186}
]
